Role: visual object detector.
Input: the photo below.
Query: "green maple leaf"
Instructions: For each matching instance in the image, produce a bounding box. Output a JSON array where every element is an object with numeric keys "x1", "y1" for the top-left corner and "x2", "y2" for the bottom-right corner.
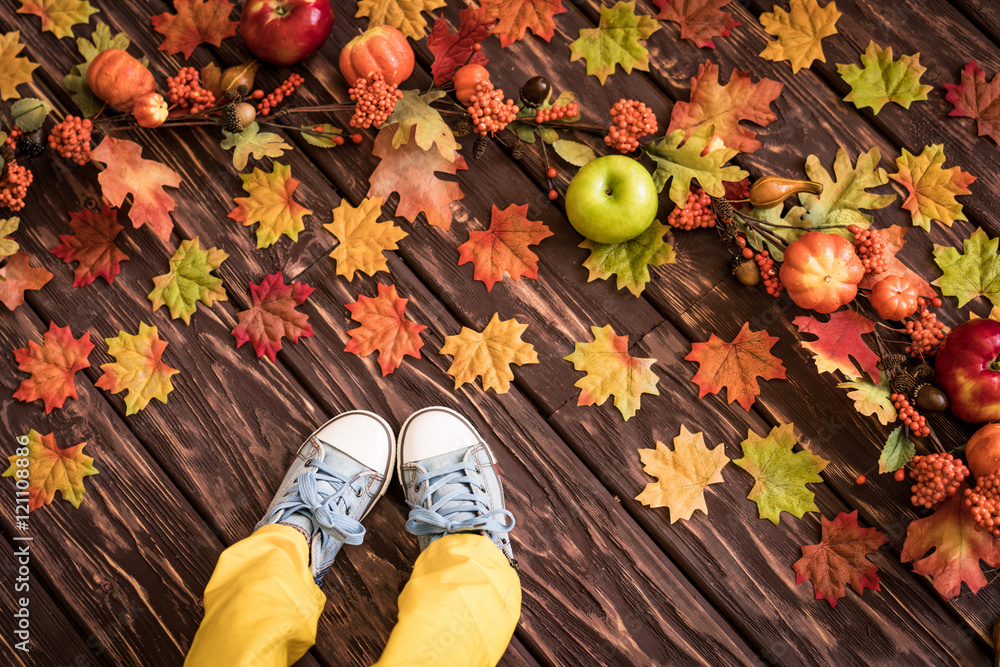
[
  {"x1": 63, "y1": 22, "x2": 131, "y2": 117},
  {"x1": 569, "y1": 1, "x2": 659, "y2": 85},
  {"x1": 889, "y1": 144, "x2": 976, "y2": 232},
  {"x1": 837, "y1": 42, "x2": 932, "y2": 115},
  {"x1": 221, "y1": 122, "x2": 292, "y2": 171},
  {"x1": 148, "y1": 237, "x2": 229, "y2": 324},
  {"x1": 795, "y1": 147, "x2": 895, "y2": 235},
  {"x1": 646, "y1": 125, "x2": 749, "y2": 208},
  {"x1": 385, "y1": 89, "x2": 460, "y2": 162},
  {"x1": 879, "y1": 426, "x2": 915, "y2": 474},
  {"x1": 579, "y1": 220, "x2": 675, "y2": 296},
  {"x1": 733, "y1": 423, "x2": 829, "y2": 524},
  {"x1": 932, "y1": 227, "x2": 1000, "y2": 307}
]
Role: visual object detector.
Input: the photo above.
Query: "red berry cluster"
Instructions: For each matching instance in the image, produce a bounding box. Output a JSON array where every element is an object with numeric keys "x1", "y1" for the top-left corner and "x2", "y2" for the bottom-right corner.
[
  {"x1": 604, "y1": 99, "x2": 657, "y2": 153},
  {"x1": 467, "y1": 82, "x2": 519, "y2": 136},
  {"x1": 905, "y1": 298, "x2": 947, "y2": 358},
  {"x1": 754, "y1": 251, "x2": 782, "y2": 297},
  {"x1": 891, "y1": 393, "x2": 930, "y2": 437},
  {"x1": 4, "y1": 125, "x2": 21, "y2": 148},
  {"x1": 166, "y1": 67, "x2": 216, "y2": 113},
  {"x1": 666, "y1": 188, "x2": 716, "y2": 229},
  {"x1": 257, "y1": 74, "x2": 305, "y2": 116},
  {"x1": 0, "y1": 160, "x2": 32, "y2": 211},
  {"x1": 48, "y1": 116, "x2": 93, "y2": 166},
  {"x1": 348, "y1": 73, "x2": 403, "y2": 129},
  {"x1": 847, "y1": 224, "x2": 888, "y2": 275},
  {"x1": 534, "y1": 102, "x2": 579, "y2": 123},
  {"x1": 909, "y1": 453, "x2": 969, "y2": 509},
  {"x1": 965, "y1": 472, "x2": 1000, "y2": 537}
]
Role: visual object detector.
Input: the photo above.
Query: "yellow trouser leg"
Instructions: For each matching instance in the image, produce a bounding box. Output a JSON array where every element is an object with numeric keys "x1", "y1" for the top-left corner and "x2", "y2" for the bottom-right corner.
[
  {"x1": 185, "y1": 524, "x2": 326, "y2": 667},
  {"x1": 373, "y1": 534, "x2": 522, "y2": 667}
]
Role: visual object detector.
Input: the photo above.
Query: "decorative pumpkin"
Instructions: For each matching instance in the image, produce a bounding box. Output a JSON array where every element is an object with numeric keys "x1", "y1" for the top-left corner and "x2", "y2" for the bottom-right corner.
[
  {"x1": 748, "y1": 177, "x2": 823, "y2": 209},
  {"x1": 871, "y1": 274, "x2": 919, "y2": 321},
  {"x1": 338, "y1": 25, "x2": 414, "y2": 87},
  {"x1": 966, "y1": 424, "x2": 1000, "y2": 478},
  {"x1": 779, "y1": 231, "x2": 864, "y2": 313},
  {"x1": 453, "y1": 64, "x2": 490, "y2": 105},
  {"x1": 132, "y1": 92, "x2": 168, "y2": 128},
  {"x1": 87, "y1": 48, "x2": 155, "y2": 112}
]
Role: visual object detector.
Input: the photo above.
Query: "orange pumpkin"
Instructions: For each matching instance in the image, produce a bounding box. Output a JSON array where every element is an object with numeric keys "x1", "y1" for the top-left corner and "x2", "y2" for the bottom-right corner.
[
  {"x1": 871, "y1": 274, "x2": 919, "y2": 321},
  {"x1": 338, "y1": 25, "x2": 414, "y2": 87},
  {"x1": 779, "y1": 231, "x2": 864, "y2": 313},
  {"x1": 452, "y1": 64, "x2": 490, "y2": 105},
  {"x1": 87, "y1": 48, "x2": 155, "y2": 112},
  {"x1": 966, "y1": 424, "x2": 1000, "y2": 478}
]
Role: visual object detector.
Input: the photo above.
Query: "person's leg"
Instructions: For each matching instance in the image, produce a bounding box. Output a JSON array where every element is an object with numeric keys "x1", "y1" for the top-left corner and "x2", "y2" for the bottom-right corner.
[
  {"x1": 374, "y1": 407, "x2": 521, "y2": 667},
  {"x1": 186, "y1": 411, "x2": 396, "y2": 667}
]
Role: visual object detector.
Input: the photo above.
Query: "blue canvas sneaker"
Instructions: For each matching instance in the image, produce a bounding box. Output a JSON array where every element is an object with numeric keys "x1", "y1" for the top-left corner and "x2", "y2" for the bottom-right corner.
[
  {"x1": 397, "y1": 407, "x2": 516, "y2": 567},
  {"x1": 257, "y1": 411, "x2": 395, "y2": 586}
]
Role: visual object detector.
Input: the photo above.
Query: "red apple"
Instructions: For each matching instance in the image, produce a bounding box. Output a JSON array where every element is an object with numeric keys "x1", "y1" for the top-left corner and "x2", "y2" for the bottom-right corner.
[
  {"x1": 935, "y1": 318, "x2": 1000, "y2": 423},
  {"x1": 240, "y1": 0, "x2": 334, "y2": 66}
]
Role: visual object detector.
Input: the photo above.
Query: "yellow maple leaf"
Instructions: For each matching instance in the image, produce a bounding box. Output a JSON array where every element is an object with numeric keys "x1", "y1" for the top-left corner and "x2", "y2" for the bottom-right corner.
[
  {"x1": 355, "y1": 0, "x2": 446, "y2": 39},
  {"x1": 759, "y1": 0, "x2": 841, "y2": 74},
  {"x1": 837, "y1": 380, "x2": 896, "y2": 426},
  {"x1": 636, "y1": 424, "x2": 729, "y2": 523},
  {"x1": 229, "y1": 162, "x2": 313, "y2": 249},
  {"x1": 18, "y1": 0, "x2": 99, "y2": 40},
  {"x1": 564, "y1": 324, "x2": 659, "y2": 421},
  {"x1": 3, "y1": 430, "x2": 98, "y2": 511},
  {"x1": 0, "y1": 32, "x2": 40, "y2": 100},
  {"x1": 95, "y1": 322, "x2": 179, "y2": 415},
  {"x1": 324, "y1": 197, "x2": 407, "y2": 280},
  {"x1": 439, "y1": 314, "x2": 538, "y2": 394}
]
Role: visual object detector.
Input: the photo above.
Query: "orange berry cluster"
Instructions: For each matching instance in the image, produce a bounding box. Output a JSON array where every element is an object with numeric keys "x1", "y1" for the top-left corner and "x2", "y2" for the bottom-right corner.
[
  {"x1": 667, "y1": 188, "x2": 715, "y2": 230},
  {"x1": 965, "y1": 471, "x2": 1000, "y2": 537},
  {"x1": 167, "y1": 67, "x2": 216, "y2": 113},
  {"x1": 0, "y1": 160, "x2": 32, "y2": 211},
  {"x1": 48, "y1": 116, "x2": 93, "y2": 166},
  {"x1": 891, "y1": 393, "x2": 930, "y2": 437},
  {"x1": 257, "y1": 74, "x2": 305, "y2": 116},
  {"x1": 905, "y1": 298, "x2": 947, "y2": 358},
  {"x1": 348, "y1": 73, "x2": 403, "y2": 129},
  {"x1": 847, "y1": 224, "x2": 888, "y2": 275},
  {"x1": 467, "y1": 82, "x2": 519, "y2": 137},
  {"x1": 604, "y1": 98, "x2": 657, "y2": 153},
  {"x1": 909, "y1": 453, "x2": 969, "y2": 509},
  {"x1": 754, "y1": 251, "x2": 783, "y2": 297},
  {"x1": 4, "y1": 125, "x2": 21, "y2": 148},
  {"x1": 534, "y1": 102, "x2": 578, "y2": 123}
]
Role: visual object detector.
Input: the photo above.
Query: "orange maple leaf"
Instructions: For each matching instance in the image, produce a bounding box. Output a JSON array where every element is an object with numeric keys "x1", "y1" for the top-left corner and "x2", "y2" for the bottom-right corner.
[
  {"x1": 792, "y1": 310, "x2": 880, "y2": 382},
  {"x1": 653, "y1": 0, "x2": 738, "y2": 48},
  {"x1": 480, "y1": 0, "x2": 567, "y2": 47},
  {"x1": 793, "y1": 511, "x2": 888, "y2": 607},
  {"x1": 685, "y1": 322, "x2": 786, "y2": 411},
  {"x1": 457, "y1": 203, "x2": 553, "y2": 292},
  {"x1": 90, "y1": 137, "x2": 182, "y2": 240},
  {"x1": 0, "y1": 251, "x2": 53, "y2": 310},
  {"x1": 95, "y1": 322, "x2": 179, "y2": 415},
  {"x1": 368, "y1": 124, "x2": 467, "y2": 230},
  {"x1": 151, "y1": 0, "x2": 238, "y2": 60},
  {"x1": 232, "y1": 272, "x2": 314, "y2": 362},
  {"x1": 51, "y1": 203, "x2": 128, "y2": 286},
  {"x1": 229, "y1": 162, "x2": 313, "y2": 249},
  {"x1": 14, "y1": 322, "x2": 93, "y2": 413},
  {"x1": 2, "y1": 430, "x2": 98, "y2": 511},
  {"x1": 345, "y1": 283, "x2": 427, "y2": 376}
]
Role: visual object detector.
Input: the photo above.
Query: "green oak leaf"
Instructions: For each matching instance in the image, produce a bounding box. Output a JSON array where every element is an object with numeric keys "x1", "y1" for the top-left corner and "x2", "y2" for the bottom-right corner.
[
  {"x1": 733, "y1": 422, "x2": 829, "y2": 525},
  {"x1": 795, "y1": 147, "x2": 895, "y2": 236},
  {"x1": 11, "y1": 98, "x2": 52, "y2": 132},
  {"x1": 569, "y1": 1, "x2": 659, "y2": 85},
  {"x1": 837, "y1": 42, "x2": 932, "y2": 115},
  {"x1": 879, "y1": 426, "x2": 915, "y2": 474},
  {"x1": 553, "y1": 139, "x2": 596, "y2": 167},
  {"x1": 148, "y1": 237, "x2": 228, "y2": 325},
  {"x1": 932, "y1": 227, "x2": 1000, "y2": 307},
  {"x1": 300, "y1": 124, "x2": 342, "y2": 148},
  {"x1": 221, "y1": 122, "x2": 292, "y2": 171},
  {"x1": 646, "y1": 125, "x2": 748, "y2": 208},
  {"x1": 579, "y1": 220, "x2": 675, "y2": 297},
  {"x1": 385, "y1": 89, "x2": 460, "y2": 161},
  {"x1": 838, "y1": 379, "x2": 896, "y2": 426}
]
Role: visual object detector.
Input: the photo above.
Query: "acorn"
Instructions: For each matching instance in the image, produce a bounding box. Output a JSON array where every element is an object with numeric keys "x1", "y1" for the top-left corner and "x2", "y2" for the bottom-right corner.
[
  {"x1": 234, "y1": 102, "x2": 257, "y2": 129},
  {"x1": 914, "y1": 383, "x2": 949, "y2": 413},
  {"x1": 734, "y1": 259, "x2": 761, "y2": 286},
  {"x1": 748, "y1": 177, "x2": 823, "y2": 209},
  {"x1": 519, "y1": 76, "x2": 551, "y2": 108}
]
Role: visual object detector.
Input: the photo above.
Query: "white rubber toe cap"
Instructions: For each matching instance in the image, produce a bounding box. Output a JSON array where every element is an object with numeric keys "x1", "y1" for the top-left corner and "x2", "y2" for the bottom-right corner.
[
  {"x1": 399, "y1": 407, "x2": 482, "y2": 465},
  {"x1": 313, "y1": 411, "x2": 394, "y2": 472}
]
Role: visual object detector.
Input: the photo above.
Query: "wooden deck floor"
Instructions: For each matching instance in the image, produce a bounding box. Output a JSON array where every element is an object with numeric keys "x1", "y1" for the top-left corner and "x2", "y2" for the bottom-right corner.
[{"x1": 2, "y1": 0, "x2": 999, "y2": 665}]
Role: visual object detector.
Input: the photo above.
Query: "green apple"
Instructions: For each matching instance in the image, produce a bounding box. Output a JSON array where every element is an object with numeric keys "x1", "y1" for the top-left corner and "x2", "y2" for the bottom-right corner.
[{"x1": 564, "y1": 155, "x2": 658, "y2": 244}]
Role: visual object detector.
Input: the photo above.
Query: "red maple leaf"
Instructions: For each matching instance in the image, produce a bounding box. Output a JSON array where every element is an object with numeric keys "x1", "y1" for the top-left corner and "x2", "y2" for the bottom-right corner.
[
  {"x1": 481, "y1": 0, "x2": 567, "y2": 47},
  {"x1": 368, "y1": 124, "x2": 467, "y2": 230},
  {"x1": 793, "y1": 511, "x2": 888, "y2": 607},
  {"x1": 232, "y1": 273, "x2": 314, "y2": 362},
  {"x1": 51, "y1": 204, "x2": 128, "y2": 287},
  {"x1": 427, "y1": 7, "x2": 491, "y2": 85},
  {"x1": 857, "y1": 225, "x2": 936, "y2": 297},
  {"x1": 653, "y1": 0, "x2": 739, "y2": 48},
  {"x1": 457, "y1": 203, "x2": 553, "y2": 292},
  {"x1": 90, "y1": 137, "x2": 182, "y2": 240},
  {"x1": 14, "y1": 322, "x2": 94, "y2": 413},
  {"x1": 345, "y1": 283, "x2": 427, "y2": 376},
  {"x1": 667, "y1": 62, "x2": 782, "y2": 154},
  {"x1": 901, "y1": 493, "x2": 1000, "y2": 599},
  {"x1": 0, "y1": 252, "x2": 52, "y2": 311},
  {"x1": 793, "y1": 310, "x2": 880, "y2": 383},
  {"x1": 944, "y1": 62, "x2": 1000, "y2": 146},
  {"x1": 685, "y1": 322, "x2": 786, "y2": 411},
  {"x1": 151, "y1": 0, "x2": 239, "y2": 60}
]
